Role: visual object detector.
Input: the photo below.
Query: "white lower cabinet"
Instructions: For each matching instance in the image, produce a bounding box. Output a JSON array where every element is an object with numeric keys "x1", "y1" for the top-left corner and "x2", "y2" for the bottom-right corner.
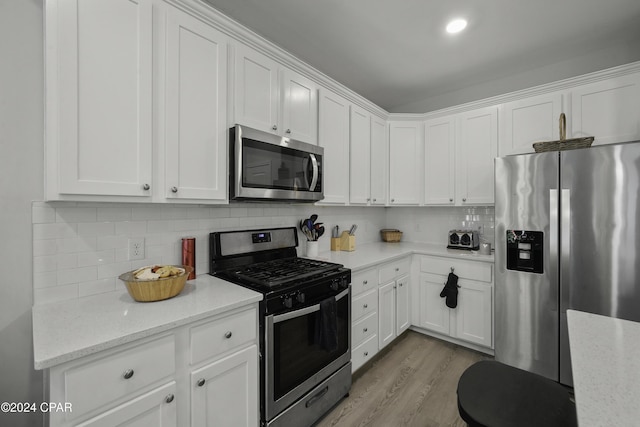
[
  {"x1": 47, "y1": 306, "x2": 258, "y2": 427},
  {"x1": 377, "y1": 258, "x2": 411, "y2": 350},
  {"x1": 350, "y1": 267, "x2": 379, "y2": 373},
  {"x1": 191, "y1": 345, "x2": 258, "y2": 427},
  {"x1": 417, "y1": 256, "x2": 493, "y2": 350}
]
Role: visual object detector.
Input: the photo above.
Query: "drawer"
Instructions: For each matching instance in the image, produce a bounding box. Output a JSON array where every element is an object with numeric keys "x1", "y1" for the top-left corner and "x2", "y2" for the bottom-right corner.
[
  {"x1": 190, "y1": 307, "x2": 257, "y2": 365},
  {"x1": 420, "y1": 256, "x2": 492, "y2": 283},
  {"x1": 352, "y1": 334, "x2": 378, "y2": 373},
  {"x1": 352, "y1": 312, "x2": 378, "y2": 348},
  {"x1": 351, "y1": 267, "x2": 377, "y2": 296},
  {"x1": 352, "y1": 289, "x2": 377, "y2": 320},
  {"x1": 64, "y1": 334, "x2": 175, "y2": 419},
  {"x1": 379, "y1": 257, "x2": 411, "y2": 283}
]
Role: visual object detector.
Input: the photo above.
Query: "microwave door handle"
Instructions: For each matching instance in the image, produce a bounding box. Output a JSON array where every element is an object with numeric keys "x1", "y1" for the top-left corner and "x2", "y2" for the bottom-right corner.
[
  {"x1": 308, "y1": 154, "x2": 319, "y2": 191},
  {"x1": 272, "y1": 288, "x2": 349, "y2": 324}
]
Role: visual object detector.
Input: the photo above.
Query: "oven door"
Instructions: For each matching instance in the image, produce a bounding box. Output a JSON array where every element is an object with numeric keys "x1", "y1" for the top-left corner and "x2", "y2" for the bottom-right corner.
[
  {"x1": 231, "y1": 124, "x2": 323, "y2": 202},
  {"x1": 265, "y1": 287, "x2": 351, "y2": 421}
]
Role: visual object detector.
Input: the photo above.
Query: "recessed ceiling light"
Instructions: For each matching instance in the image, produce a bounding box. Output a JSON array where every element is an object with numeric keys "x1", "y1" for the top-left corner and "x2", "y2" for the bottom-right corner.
[{"x1": 446, "y1": 18, "x2": 467, "y2": 34}]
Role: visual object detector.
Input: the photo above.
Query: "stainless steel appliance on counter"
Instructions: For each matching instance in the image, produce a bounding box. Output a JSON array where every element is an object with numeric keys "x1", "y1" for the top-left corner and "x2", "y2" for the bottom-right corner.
[
  {"x1": 229, "y1": 125, "x2": 324, "y2": 202},
  {"x1": 447, "y1": 229, "x2": 480, "y2": 250},
  {"x1": 210, "y1": 227, "x2": 351, "y2": 427},
  {"x1": 495, "y1": 141, "x2": 640, "y2": 386}
]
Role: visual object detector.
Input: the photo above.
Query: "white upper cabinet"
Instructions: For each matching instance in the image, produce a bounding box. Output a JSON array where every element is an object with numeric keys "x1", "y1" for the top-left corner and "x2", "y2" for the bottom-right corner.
[
  {"x1": 424, "y1": 116, "x2": 455, "y2": 205},
  {"x1": 389, "y1": 121, "x2": 422, "y2": 205},
  {"x1": 318, "y1": 88, "x2": 350, "y2": 204},
  {"x1": 570, "y1": 72, "x2": 640, "y2": 145},
  {"x1": 349, "y1": 105, "x2": 371, "y2": 204},
  {"x1": 46, "y1": 0, "x2": 153, "y2": 200},
  {"x1": 370, "y1": 116, "x2": 388, "y2": 205},
  {"x1": 499, "y1": 92, "x2": 563, "y2": 156},
  {"x1": 162, "y1": 4, "x2": 228, "y2": 202},
  {"x1": 234, "y1": 44, "x2": 318, "y2": 144},
  {"x1": 456, "y1": 106, "x2": 498, "y2": 205}
]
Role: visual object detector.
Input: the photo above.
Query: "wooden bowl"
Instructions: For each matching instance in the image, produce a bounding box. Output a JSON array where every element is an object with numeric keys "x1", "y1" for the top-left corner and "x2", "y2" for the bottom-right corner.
[{"x1": 118, "y1": 265, "x2": 193, "y2": 302}]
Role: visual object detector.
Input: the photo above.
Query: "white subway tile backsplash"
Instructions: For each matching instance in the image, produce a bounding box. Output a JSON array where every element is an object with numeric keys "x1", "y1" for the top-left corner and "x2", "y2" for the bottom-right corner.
[
  {"x1": 97, "y1": 207, "x2": 132, "y2": 222},
  {"x1": 79, "y1": 278, "x2": 116, "y2": 297},
  {"x1": 34, "y1": 255, "x2": 57, "y2": 273},
  {"x1": 77, "y1": 249, "x2": 115, "y2": 267},
  {"x1": 57, "y1": 266, "x2": 97, "y2": 285},
  {"x1": 34, "y1": 283, "x2": 79, "y2": 305},
  {"x1": 33, "y1": 222, "x2": 77, "y2": 240},
  {"x1": 55, "y1": 207, "x2": 97, "y2": 223},
  {"x1": 132, "y1": 206, "x2": 164, "y2": 221},
  {"x1": 33, "y1": 239, "x2": 57, "y2": 257},
  {"x1": 77, "y1": 222, "x2": 115, "y2": 237},
  {"x1": 32, "y1": 205, "x2": 56, "y2": 223},
  {"x1": 115, "y1": 220, "x2": 147, "y2": 235}
]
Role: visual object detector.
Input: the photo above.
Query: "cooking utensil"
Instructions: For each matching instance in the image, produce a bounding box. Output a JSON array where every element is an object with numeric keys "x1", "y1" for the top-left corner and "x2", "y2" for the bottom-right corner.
[
  {"x1": 316, "y1": 226, "x2": 325, "y2": 238},
  {"x1": 349, "y1": 224, "x2": 357, "y2": 235}
]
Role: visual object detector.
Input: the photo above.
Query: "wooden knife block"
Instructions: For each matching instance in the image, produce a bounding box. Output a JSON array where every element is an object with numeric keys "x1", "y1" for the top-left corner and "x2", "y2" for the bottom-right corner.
[{"x1": 339, "y1": 231, "x2": 355, "y2": 252}]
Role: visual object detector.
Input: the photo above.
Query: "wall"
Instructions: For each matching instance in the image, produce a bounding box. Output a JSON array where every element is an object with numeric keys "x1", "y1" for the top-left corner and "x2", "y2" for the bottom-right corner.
[
  {"x1": 0, "y1": 0, "x2": 45, "y2": 426},
  {"x1": 386, "y1": 206, "x2": 495, "y2": 246},
  {"x1": 32, "y1": 202, "x2": 387, "y2": 304}
]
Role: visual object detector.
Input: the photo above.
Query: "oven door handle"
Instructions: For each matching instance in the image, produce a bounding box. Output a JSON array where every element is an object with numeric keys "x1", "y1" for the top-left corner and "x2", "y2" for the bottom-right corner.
[{"x1": 272, "y1": 288, "x2": 349, "y2": 324}]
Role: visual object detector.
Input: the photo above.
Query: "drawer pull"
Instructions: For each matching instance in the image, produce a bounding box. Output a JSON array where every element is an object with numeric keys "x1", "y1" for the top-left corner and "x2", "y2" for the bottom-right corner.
[
  {"x1": 363, "y1": 280, "x2": 368, "y2": 285},
  {"x1": 224, "y1": 331, "x2": 233, "y2": 339},
  {"x1": 165, "y1": 394, "x2": 175, "y2": 404},
  {"x1": 197, "y1": 378, "x2": 206, "y2": 387},
  {"x1": 395, "y1": 267, "x2": 399, "y2": 272},
  {"x1": 363, "y1": 327, "x2": 368, "y2": 332},
  {"x1": 123, "y1": 369, "x2": 134, "y2": 380},
  {"x1": 363, "y1": 304, "x2": 368, "y2": 309},
  {"x1": 364, "y1": 352, "x2": 369, "y2": 356}
]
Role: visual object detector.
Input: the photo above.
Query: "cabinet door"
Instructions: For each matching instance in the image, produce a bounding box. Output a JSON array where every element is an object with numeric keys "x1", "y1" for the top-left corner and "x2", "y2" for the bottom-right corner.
[
  {"x1": 370, "y1": 116, "x2": 388, "y2": 205},
  {"x1": 571, "y1": 73, "x2": 640, "y2": 145},
  {"x1": 456, "y1": 106, "x2": 498, "y2": 205},
  {"x1": 424, "y1": 116, "x2": 455, "y2": 205},
  {"x1": 318, "y1": 88, "x2": 350, "y2": 204},
  {"x1": 163, "y1": 7, "x2": 227, "y2": 201},
  {"x1": 500, "y1": 92, "x2": 563, "y2": 156},
  {"x1": 282, "y1": 69, "x2": 318, "y2": 144},
  {"x1": 418, "y1": 274, "x2": 450, "y2": 336},
  {"x1": 395, "y1": 275, "x2": 410, "y2": 336},
  {"x1": 389, "y1": 121, "x2": 422, "y2": 205},
  {"x1": 50, "y1": 0, "x2": 153, "y2": 198},
  {"x1": 76, "y1": 382, "x2": 177, "y2": 427},
  {"x1": 234, "y1": 44, "x2": 279, "y2": 134},
  {"x1": 349, "y1": 105, "x2": 371, "y2": 204},
  {"x1": 191, "y1": 345, "x2": 258, "y2": 427},
  {"x1": 378, "y1": 281, "x2": 396, "y2": 349},
  {"x1": 454, "y1": 280, "x2": 492, "y2": 348}
]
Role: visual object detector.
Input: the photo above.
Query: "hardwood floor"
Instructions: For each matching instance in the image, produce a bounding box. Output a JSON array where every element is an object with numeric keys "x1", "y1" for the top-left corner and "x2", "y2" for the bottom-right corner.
[{"x1": 316, "y1": 331, "x2": 489, "y2": 427}]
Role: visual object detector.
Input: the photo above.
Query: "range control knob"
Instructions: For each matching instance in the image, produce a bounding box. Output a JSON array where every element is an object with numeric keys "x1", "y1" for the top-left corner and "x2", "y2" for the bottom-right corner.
[
  {"x1": 296, "y1": 292, "x2": 306, "y2": 303},
  {"x1": 282, "y1": 296, "x2": 293, "y2": 308},
  {"x1": 330, "y1": 280, "x2": 339, "y2": 291}
]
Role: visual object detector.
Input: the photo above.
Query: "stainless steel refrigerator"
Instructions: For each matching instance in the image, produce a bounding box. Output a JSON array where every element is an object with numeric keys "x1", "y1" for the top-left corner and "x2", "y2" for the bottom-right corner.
[{"x1": 495, "y1": 141, "x2": 640, "y2": 386}]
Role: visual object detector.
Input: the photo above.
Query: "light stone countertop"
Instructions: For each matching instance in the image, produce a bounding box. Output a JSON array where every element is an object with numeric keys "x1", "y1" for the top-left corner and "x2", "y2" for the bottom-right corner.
[
  {"x1": 32, "y1": 275, "x2": 262, "y2": 370},
  {"x1": 567, "y1": 309, "x2": 640, "y2": 427},
  {"x1": 33, "y1": 241, "x2": 492, "y2": 370},
  {"x1": 310, "y1": 241, "x2": 494, "y2": 271}
]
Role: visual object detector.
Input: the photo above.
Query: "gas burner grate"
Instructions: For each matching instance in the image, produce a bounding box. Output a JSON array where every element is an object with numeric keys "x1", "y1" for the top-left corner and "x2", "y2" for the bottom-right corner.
[{"x1": 231, "y1": 257, "x2": 339, "y2": 287}]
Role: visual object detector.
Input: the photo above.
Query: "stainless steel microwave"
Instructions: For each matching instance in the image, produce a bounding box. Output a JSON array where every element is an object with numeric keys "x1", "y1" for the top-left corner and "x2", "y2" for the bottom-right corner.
[{"x1": 229, "y1": 125, "x2": 324, "y2": 202}]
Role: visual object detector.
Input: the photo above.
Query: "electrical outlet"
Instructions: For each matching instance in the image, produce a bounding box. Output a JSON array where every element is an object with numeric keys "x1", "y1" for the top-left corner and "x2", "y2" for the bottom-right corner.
[{"x1": 128, "y1": 238, "x2": 145, "y2": 261}]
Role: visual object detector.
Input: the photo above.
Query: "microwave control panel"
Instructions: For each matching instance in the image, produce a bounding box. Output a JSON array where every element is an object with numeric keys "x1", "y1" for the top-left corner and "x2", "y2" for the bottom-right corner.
[{"x1": 506, "y1": 230, "x2": 543, "y2": 274}]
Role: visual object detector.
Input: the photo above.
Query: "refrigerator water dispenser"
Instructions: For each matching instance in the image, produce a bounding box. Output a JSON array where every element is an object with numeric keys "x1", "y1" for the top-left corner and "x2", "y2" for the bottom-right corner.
[{"x1": 506, "y1": 230, "x2": 543, "y2": 273}]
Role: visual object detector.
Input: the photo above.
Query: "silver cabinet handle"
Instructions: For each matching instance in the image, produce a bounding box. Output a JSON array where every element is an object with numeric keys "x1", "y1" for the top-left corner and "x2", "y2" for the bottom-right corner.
[
  {"x1": 373, "y1": 198, "x2": 377, "y2": 202},
  {"x1": 272, "y1": 125, "x2": 278, "y2": 131},
  {"x1": 399, "y1": 283, "x2": 403, "y2": 287},
  {"x1": 363, "y1": 304, "x2": 368, "y2": 309},
  {"x1": 449, "y1": 198, "x2": 453, "y2": 202},
  {"x1": 462, "y1": 198, "x2": 467, "y2": 202},
  {"x1": 142, "y1": 183, "x2": 150, "y2": 190},
  {"x1": 123, "y1": 369, "x2": 134, "y2": 380},
  {"x1": 364, "y1": 351, "x2": 369, "y2": 356},
  {"x1": 224, "y1": 331, "x2": 232, "y2": 339},
  {"x1": 363, "y1": 327, "x2": 368, "y2": 332},
  {"x1": 285, "y1": 128, "x2": 291, "y2": 134},
  {"x1": 197, "y1": 378, "x2": 205, "y2": 387},
  {"x1": 165, "y1": 394, "x2": 174, "y2": 404},
  {"x1": 395, "y1": 267, "x2": 399, "y2": 271},
  {"x1": 363, "y1": 280, "x2": 368, "y2": 285},
  {"x1": 391, "y1": 198, "x2": 395, "y2": 203},
  {"x1": 171, "y1": 186, "x2": 178, "y2": 193}
]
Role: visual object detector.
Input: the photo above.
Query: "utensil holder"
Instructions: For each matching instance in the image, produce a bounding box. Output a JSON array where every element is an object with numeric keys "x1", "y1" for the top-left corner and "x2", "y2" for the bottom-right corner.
[
  {"x1": 330, "y1": 237, "x2": 341, "y2": 251},
  {"x1": 306, "y1": 240, "x2": 319, "y2": 257},
  {"x1": 340, "y1": 231, "x2": 355, "y2": 252}
]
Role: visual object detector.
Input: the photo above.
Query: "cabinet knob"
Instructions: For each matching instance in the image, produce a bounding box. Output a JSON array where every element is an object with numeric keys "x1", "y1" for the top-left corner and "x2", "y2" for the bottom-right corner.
[
  {"x1": 449, "y1": 198, "x2": 453, "y2": 202},
  {"x1": 391, "y1": 199, "x2": 395, "y2": 203},
  {"x1": 165, "y1": 394, "x2": 175, "y2": 404},
  {"x1": 285, "y1": 128, "x2": 291, "y2": 134},
  {"x1": 142, "y1": 183, "x2": 150, "y2": 191},
  {"x1": 363, "y1": 304, "x2": 368, "y2": 309},
  {"x1": 363, "y1": 327, "x2": 368, "y2": 332},
  {"x1": 363, "y1": 280, "x2": 368, "y2": 285},
  {"x1": 462, "y1": 198, "x2": 467, "y2": 202},
  {"x1": 272, "y1": 125, "x2": 278, "y2": 131},
  {"x1": 197, "y1": 378, "x2": 206, "y2": 387},
  {"x1": 123, "y1": 369, "x2": 134, "y2": 380},
  {"x1": 224, "y1": 331, "x2": 233, "y2": 339},
  {"x1": 373, "y1": 198, "x2": 377, "y2": 202},
  {"x1": 364, "y1": 351, "x2": 369, "y2": 357},
  {"x1": 367, "y1": 198, "x2": 370, "y2": 202},
  {"x1": 399, "y1": 283, "x2": 403, "y2": 287},
  {"x1": 171, "y1": 186, "x2": 178, "y2": 193}
]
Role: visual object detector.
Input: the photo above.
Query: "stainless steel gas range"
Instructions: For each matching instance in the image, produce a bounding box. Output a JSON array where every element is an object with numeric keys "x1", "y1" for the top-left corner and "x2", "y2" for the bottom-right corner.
[{"x1": 210, "y1": 227, "x2": 351, "y2": 427}]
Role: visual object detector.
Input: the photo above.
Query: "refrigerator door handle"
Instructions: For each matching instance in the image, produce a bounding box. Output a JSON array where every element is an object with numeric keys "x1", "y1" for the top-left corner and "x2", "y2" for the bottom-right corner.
[
  {"x1": 560, "y1": 189, "x2": 571, "y2": 312},
  {"x1": 550, "y1": 189, "x2": 559, "y2": 312}
]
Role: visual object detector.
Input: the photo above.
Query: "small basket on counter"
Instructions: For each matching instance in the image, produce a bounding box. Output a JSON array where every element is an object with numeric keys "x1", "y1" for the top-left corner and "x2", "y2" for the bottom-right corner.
[
  {"x1": 380, "y1": 229, "x2": 403, "y2": 242},
  {"x1": 532, "y1": 113, "x2": 594, "y2": 153},
  {"x1": 119, "y1": 265, "x2": 193, "y2": 302}
]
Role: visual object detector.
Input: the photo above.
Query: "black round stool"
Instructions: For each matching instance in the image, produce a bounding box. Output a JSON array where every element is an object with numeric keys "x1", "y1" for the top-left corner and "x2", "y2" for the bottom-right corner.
[{"x1": 457, "y1": 360, "x2": 577, "y2": 427}]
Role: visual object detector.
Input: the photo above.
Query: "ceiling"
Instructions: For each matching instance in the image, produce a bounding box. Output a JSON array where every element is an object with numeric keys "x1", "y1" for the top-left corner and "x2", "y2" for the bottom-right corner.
[{"x1": 203, "y1": 0, "x2": 640, "y2": 112}]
